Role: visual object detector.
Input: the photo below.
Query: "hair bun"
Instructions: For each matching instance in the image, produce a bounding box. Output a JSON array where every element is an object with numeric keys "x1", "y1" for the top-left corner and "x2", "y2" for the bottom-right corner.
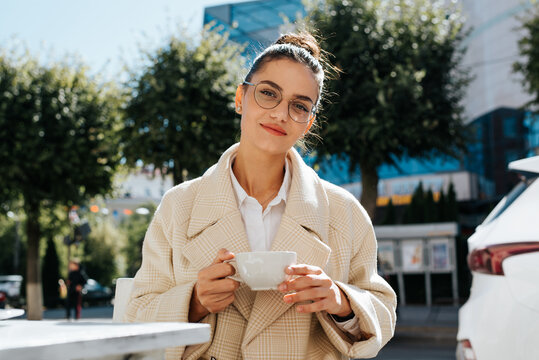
[{"x1": 275, "y1": 33, "x2": 321, "y2": 61}]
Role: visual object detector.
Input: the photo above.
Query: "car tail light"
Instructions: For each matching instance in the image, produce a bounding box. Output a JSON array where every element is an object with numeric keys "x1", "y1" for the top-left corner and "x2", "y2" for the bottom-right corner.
[
  {"x1": 468, "y1": 242, "x2": 539, "y2": 275},
  {"x1": 456, "y1": 339, "x2": 477, "y2": 360},
  {"x1": 0, "y1": 292, "x2": 6, "y2": 302}
]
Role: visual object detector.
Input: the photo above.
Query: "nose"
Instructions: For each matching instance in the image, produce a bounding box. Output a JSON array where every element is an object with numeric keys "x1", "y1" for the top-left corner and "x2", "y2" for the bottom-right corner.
[{"x1": 269, "y1": 100, "x2": 289, "y2": 122}]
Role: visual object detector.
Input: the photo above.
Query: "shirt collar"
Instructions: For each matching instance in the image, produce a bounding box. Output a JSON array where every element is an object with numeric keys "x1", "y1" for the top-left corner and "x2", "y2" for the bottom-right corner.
[{"x1": 229, "y1": 155, "x2": 291, "y2": 208}]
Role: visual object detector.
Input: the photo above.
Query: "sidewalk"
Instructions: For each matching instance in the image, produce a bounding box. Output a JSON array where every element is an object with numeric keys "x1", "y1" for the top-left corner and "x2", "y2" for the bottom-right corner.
[{"x1": 394, "y1": 305, "x2": 459, "y2": 342}]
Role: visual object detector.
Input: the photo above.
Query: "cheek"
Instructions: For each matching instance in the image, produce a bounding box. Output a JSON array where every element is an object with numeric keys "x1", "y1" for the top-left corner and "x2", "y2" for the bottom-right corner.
[
  {"x1": 240, "y1": 113, "x2": 256, "y2": 135},
  {"x1": 240, "y1": 116, "x2": 246, "y2": 133}
]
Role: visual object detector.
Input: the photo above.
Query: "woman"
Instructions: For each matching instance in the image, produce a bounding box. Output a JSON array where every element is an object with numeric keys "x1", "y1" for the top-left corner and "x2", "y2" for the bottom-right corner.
[{"x1": 125, "y1": 32, "x2": 396, "y2": 359}]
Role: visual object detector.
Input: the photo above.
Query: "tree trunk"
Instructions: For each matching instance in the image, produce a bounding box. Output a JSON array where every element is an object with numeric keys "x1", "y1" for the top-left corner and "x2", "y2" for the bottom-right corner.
[
  {"x1": 25, "y1": 202, "x2": 43, "y2": 320},
  {"x1": 359, "y1": 162, "x2": 379, "y2": 221}
]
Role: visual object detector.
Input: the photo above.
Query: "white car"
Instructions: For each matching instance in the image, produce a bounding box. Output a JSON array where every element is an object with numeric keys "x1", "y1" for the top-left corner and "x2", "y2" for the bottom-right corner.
[{"x1": 456, "y1": 156, "x2": 539, "y2": 360}]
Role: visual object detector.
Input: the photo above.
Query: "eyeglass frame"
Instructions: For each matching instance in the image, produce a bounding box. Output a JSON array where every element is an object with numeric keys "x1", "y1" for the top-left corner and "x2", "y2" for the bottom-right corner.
[{"x1": 242, "y1": 81, "x2": 317, "y2": 123}]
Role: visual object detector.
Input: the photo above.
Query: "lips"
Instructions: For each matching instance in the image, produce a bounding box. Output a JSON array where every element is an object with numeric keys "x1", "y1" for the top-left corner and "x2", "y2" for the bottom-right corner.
[{"x1": 260, "y1": 123, "x2": 287, "y2": 136}]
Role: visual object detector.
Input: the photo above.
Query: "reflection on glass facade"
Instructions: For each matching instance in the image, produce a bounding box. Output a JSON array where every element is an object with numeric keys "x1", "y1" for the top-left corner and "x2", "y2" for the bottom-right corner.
[
  {"x1": 204, "y1": 0, "x2": 305, "y2": 60},
  {"x1": 524, "y1": 111, "x2": 539, "y2": 156},
  {"x1": 465, "y1": 107, "x2": 528, "y2": 197}
]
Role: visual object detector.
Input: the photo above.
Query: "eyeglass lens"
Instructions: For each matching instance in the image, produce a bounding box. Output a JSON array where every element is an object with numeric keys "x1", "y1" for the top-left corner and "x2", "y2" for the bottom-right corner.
[{"x1": 253, "y1": 83, "x2": 313, "y2": 123}]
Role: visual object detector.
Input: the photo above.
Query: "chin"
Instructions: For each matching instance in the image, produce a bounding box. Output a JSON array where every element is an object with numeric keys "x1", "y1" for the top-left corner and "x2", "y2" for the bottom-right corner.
[{"x1": 250, "y1": 137, "x2": 293, "y2": 157}]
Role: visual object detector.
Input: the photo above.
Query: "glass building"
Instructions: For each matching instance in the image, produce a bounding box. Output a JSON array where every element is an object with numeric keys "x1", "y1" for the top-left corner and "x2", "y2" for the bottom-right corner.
[{"x1": 204, "y1": 0, "x2": 305, "y2": 60}]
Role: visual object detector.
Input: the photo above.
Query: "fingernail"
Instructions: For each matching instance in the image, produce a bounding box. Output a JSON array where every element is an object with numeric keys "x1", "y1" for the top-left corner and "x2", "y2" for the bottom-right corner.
[
  {"x1": 279, "y1": 284, "x2": 286, "y2": 292},
  {"x1": 296, "y1": 306, "x2": 303, "y2": 312},
  {"x1": 285, "y1": 267, "x2": 292, "y2": 274},
  {"x1": 284, "y1": 296, "x2": 292, "y2": 303}
]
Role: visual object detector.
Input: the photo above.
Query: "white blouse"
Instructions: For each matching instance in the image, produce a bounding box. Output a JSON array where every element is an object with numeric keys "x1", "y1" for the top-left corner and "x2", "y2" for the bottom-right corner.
[{"x1": 229, "y1": 155, "x2": 361, "y2": 337}]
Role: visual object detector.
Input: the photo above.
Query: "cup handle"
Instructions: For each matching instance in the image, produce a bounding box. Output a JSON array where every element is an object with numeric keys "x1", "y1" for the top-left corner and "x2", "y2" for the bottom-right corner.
[{"x1": 223, "y1": 259, "x2": 243, "y2": 283}]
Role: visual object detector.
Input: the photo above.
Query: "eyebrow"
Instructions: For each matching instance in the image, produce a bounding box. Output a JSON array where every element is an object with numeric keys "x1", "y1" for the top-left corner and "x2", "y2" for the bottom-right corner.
[{"x1": 259, "y1": 80, "x2": 315, "y2": 104}]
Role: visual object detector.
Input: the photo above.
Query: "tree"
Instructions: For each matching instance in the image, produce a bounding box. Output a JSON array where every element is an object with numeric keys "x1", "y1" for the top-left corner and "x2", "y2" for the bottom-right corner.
[
  {"x1": 0, "y1": 214, "x2": 26, "y2": 275},
  {"x1": 0, "y1": 50, "x2": 121, "y2": 319},
  {"x1": 424, "y1": 188, "x2": 437, "y2": 223},
  {"x1": 382, "y1": 198, "x2": 397, "y2": 225},
  {"x1": 122, "y1": 26, "x2": 245, "y2": 184},
  {"x1": 514, "y1": 6, "x2": 539, "y2": 110},
  {"x1": 121, "y1": 203, "x2": 156, "y2": 277},
  {"x1": 42, "y1": 237, "x2": 60, "y2": 308},
  {"x1": 308, "y1": 0, "x2": 470, "y2": 219},
  {"x1": 403, "y1": 182, "x2": 425, "y2": 224},
  {"x1": 446, "y1": 182, "x2": 458, "y2": 221},
  {"x1": 83, "y1": 218, "x2": 121, "y2": 287},
  {"x1": 438, "y1": 190, "x2": 447, "y2": 222}
]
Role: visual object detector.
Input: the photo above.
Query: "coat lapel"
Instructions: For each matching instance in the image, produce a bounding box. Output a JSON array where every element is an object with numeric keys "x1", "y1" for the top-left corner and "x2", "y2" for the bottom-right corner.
[
  {"x1": 242, "y1": 148, "x2": 333, "y2": 347},
  {"x1": 182, "y1": 143, "x2": 254, "y2": 320},
  {"x1": 182, "y1": 210, "x2": 254, "y2": 320}
]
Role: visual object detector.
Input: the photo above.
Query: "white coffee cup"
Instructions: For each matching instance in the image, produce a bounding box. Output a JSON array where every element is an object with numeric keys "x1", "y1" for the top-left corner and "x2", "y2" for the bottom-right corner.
[{"x1": 226, "y1": 251, "x2": 297, "y2": 291}]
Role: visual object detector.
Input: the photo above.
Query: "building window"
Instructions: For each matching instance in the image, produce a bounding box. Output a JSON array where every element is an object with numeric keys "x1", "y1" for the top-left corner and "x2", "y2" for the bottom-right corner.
[
  {"x1": 503, "y1": 117, "x2": 517, "y2": 138},
  {"x1": 504, "y1": 150, "x2": 519, "y2": 165}
]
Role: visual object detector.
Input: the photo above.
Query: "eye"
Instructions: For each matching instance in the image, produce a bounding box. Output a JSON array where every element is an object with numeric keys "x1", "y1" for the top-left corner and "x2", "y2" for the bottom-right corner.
[
  {"x1": 258, "y1": 87, "x2": 278, "y2": 99},
  {"x1": 291, "y1": 101, "x2": 310, "y2": 113}
]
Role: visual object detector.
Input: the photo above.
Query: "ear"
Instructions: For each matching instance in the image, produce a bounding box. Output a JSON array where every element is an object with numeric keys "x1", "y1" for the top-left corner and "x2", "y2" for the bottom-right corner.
[
  {"x1": 235, "y1": 85, "x2": 243, "y2": 114},
  {"x1": 304, "y1": 115, "x2": 316, "y2": 134}
]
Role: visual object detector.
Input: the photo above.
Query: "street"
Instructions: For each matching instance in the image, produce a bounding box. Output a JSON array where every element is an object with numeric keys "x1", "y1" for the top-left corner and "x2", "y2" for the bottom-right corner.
[{"x1": 375, "y1": 337, "x2": 456, "y2": 360}]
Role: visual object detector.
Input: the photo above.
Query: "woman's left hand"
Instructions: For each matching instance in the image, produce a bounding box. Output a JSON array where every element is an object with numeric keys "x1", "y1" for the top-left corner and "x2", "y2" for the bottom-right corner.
[{"x1": 278, "y1": 264, "x2": 352, "y2": 317}]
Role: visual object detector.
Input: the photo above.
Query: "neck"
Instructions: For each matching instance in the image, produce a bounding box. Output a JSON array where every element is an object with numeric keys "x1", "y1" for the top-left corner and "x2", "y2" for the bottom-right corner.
[{"x1": 233, "y1": 143, "x2": 286, "y2": 203}]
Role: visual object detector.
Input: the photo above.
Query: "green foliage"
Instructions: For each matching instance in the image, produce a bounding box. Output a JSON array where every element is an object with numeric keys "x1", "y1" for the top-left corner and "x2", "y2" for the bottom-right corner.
[
  {"x1": 122, "y1": 26, "x2": 245, "y2": 184},
  {"x1": 382, "y1": 198, "x2": 396, "y2": 225},
  {"x1": 402, "y1": 182, "x2": 458, "y2": 224},
  {"x1": 83, "y1": 218, "x2": 123, "y2": 287},
  {"x1": 424, "y1": 188, "x2": 437, "y2": 223},
  {"x1": 42, "y1": 237, "x2": 60, "y2": 308},
  {"x1": 437, "y1": 190, "x2": 446, "y2": 221},
  {"x1": 0, "y1": 215, "x2": 26, "y2": 275},
  {"x1": 446, "y1": 182, "x2": 458, "y2": 221},
  {"x1": 121, "y1": 203, "x2": 156, "y2": 277},
  {"x1": 0, "y1": 50, "x2": 122, "y2": 209},
  {"x1": 403, "y1": 182, "x2": 425, "y2": 223},
  {"x1": 307, "y1": 0, "x2": 471, "y2": 217},
  {"x1": 514, "y1": 6, "x2": 539, "y2": 110}
]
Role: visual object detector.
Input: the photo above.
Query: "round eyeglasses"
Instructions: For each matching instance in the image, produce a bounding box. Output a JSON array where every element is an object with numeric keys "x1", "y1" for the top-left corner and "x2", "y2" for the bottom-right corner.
[{"x1": 243, "y1": 81, "x2": 316, "y2": 123}]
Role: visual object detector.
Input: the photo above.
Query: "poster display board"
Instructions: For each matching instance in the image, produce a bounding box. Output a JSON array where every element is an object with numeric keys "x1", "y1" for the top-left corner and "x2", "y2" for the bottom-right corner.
[
  {"x1": 378, "y1": 241, "x2": 395, "y2": 273},
  {"x1": 431, "y1": 238, "x2": 451, "y2": 271},
  {"x1": 401, "y1": 239, "x2": 424, "y2": 272}
]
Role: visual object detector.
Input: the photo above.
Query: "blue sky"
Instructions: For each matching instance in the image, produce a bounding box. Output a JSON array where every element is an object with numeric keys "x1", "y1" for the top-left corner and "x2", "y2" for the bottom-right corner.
[{"x1": 0, "y1": 0, "x2": 243, "y2": 79}]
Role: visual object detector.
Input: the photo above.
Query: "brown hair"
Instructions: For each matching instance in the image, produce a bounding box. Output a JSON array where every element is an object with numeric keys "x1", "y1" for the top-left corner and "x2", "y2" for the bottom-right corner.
[{"x1": 244, "y1": 32, "x2": 325, "y2": 108}]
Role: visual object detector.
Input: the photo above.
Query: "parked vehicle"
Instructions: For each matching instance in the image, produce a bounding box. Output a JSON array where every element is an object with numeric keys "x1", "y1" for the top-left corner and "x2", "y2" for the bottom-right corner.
[
  {"x1": 456, "y1": 156, "x2": 539, "y2": 360},
  {"x1": 0, "y1": 275, "x2": 23, "y2": 308},
  {"x1": 81, "y1": 279, "x2": 112, "y2": 307}
]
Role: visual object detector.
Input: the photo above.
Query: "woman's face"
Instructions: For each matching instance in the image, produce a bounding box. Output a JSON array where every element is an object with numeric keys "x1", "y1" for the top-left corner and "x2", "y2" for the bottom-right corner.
[{"x1": 239, "y1": 58, "x2": 319, "y2": 156}]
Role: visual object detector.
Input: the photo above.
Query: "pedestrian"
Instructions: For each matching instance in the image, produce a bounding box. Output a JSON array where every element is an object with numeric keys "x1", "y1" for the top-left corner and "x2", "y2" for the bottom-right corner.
[
  {"x1": 125, "y1": 31, "x2": 397, "y2": 359},
  {"x1": 66, "y1": 259, "x2": 87, "y2": 320}
]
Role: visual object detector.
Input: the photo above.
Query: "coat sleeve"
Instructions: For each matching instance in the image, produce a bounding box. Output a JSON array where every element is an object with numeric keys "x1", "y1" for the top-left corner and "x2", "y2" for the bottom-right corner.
[
  {"x1": 316, "y1": 199, "x2": 397, "y2": 359},
  {"x1": 123, "y1": 195, "x2": 216, "y2": 359}
]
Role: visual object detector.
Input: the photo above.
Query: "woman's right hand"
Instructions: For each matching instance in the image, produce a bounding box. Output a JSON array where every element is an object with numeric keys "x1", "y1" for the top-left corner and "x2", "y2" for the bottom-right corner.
[{"x1": 188, "y1": 248, "x2": 240, "y2": 322}]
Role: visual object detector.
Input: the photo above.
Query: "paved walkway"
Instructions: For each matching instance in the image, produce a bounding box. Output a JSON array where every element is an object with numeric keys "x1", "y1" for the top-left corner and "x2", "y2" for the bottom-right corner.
[{"x1": 394, "y1": 305, "x2": 459, "y2": 342}]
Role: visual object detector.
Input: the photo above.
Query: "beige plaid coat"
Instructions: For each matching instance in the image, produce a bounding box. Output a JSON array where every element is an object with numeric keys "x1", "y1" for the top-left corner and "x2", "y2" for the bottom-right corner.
[{"x1": 125, "y1": 143, "x2": 397, "y2": 360}]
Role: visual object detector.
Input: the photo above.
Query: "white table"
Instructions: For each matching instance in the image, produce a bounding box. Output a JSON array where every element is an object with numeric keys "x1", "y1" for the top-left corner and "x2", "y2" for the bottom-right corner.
[{"x1": 0, "y1": 320, "x2": 210, "y2": 360}]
